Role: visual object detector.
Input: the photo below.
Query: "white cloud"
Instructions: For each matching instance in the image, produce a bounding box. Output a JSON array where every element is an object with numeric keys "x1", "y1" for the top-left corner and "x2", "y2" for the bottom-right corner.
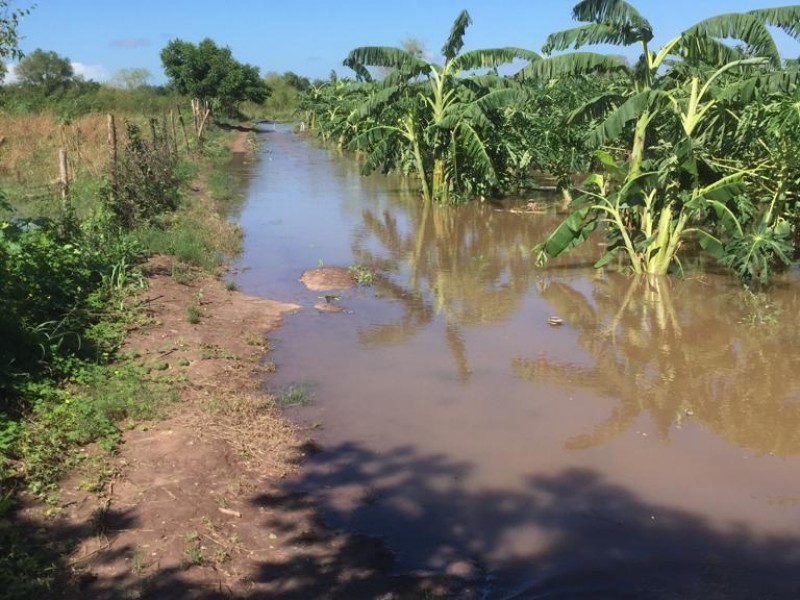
[
  {"x1": 3, "y1": 63, "x2": 18, "y2": 83},
  {"x1": 71, "y1": 62, "x2": 110, "y2": 82}
]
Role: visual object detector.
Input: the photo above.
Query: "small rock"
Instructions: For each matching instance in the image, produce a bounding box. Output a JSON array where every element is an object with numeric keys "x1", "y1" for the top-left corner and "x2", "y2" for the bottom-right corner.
[
  {"x1": 300, "y1": 267, "x2": 356, "y2": 291},
  {"x1": 314, "y1": 302, "x2": 344, "y2": 313}
]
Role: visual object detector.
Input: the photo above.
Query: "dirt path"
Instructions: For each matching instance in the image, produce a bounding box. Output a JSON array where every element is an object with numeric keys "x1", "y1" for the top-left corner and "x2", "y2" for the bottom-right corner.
[
  {"x1": 230, "y1": 130, "x2": 251, "y2": 154},
  {"x1": 23, "y1": 257, "x2": 461, "y2": 599}
]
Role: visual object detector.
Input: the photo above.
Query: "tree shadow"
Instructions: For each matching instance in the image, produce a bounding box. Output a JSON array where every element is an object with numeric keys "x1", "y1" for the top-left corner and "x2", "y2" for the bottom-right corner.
[
  {"x1": 249, "y1": 441, "x2": 800, "y2": 599},
  {"x1": 6, "y1": 441, "x2": 800, "y2": 599},
  {"x1": 0, "y1": 505, "x2": 139, "y2": 599}
]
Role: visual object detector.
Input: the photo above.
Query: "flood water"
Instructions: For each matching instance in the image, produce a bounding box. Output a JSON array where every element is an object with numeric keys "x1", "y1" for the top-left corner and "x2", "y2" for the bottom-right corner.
[{"x1": 233, "y1": 126, "x2": 800, "y2": 599}]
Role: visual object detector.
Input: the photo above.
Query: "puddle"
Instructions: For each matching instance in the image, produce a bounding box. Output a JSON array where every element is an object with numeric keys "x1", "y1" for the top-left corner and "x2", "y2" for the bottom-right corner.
[{"x1": 233, "y1": 126, "x2": 800, "y2": 598}]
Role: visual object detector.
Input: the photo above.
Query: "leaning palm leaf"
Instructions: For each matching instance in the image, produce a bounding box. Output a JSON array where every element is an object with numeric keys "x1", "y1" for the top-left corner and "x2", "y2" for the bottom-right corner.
[
  {"x1": 457, "y1": 122, "x2": 498, "y2": 184},
  {"x1": 535, "y1": 204, "x2": 599, "y2": 264},
  {"x1": 345, "y1": 46, "x2": 430, "y2": 73},
  {"x1": 748, "y1": 6, "x2": 800, "y2": 41},
  {"x1": 472, "y1": 87, "x2": 527, "y2": 114},
  {"x1": 587, "y1": 89, "x2": 656, "y2": 147},
  {"x1": 516, "y1": 52, "x2": 627, "y2": 81},
  {"x1": 569, "y1": 92, "x2": 626, "y2": 124},
  {"x1": 571, "y1": 0, "x2": 653, "y2": 35},
  {"x1": 718, "y1": 69, "x2": 800, "y2": 102},
  {"x1": 543, "y1": 23, "x2": 643, "y2": 53},
  {"x1": 353, "y1": 84, "x2": 402, "y2": 119},
  {"x1": 443, "y1": 9, "x2": 472, "y2": 61},
  {"x1": 676, "y1": 32, "x2": 747, "y2": 67},
  {"x1": 683, "y1": 13, "x2": 781, "y2": 68},
  {"x1": 451, "y1": 47, "x2": 541, "y2": 72}
]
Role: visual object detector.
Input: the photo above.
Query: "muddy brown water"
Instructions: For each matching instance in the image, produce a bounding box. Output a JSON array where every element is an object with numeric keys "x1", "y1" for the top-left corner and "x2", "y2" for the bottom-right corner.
[{"x1": 232, "y1": 125, "x2": 800, "y2": 599}]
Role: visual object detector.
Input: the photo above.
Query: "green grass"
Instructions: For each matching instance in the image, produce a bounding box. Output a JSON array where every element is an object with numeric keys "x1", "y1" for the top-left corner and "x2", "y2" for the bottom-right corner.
[
  {"x1": 349, "y1": 264, "x2": 376, "y2": 286},
  {"x1": 0, "y1": 118, "x2": 255, "y2": 597},
  {"x1": 10, "y1": 363, "x2": 174, "y2": 500},
  {"x1": 186, "y1": 304, "x2": 203, "y2": 324},
  {"x1": 273, "y1": 382, "x2": 316, "y2": 408}
]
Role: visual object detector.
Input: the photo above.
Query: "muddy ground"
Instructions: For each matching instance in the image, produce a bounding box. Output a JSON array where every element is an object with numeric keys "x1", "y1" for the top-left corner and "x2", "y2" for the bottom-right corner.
[{"x1": 12, "y1": 131, "x2": 473, "y2": 598}]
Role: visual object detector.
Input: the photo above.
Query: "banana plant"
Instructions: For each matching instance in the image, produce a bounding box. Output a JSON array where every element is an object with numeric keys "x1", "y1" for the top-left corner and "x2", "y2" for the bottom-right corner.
[
  {"x1": 343, "y1": 10, "x2": 537, "y2": 204},
  {"x1": 535, "y1": 0, "x2": 800, "y2": 278}
]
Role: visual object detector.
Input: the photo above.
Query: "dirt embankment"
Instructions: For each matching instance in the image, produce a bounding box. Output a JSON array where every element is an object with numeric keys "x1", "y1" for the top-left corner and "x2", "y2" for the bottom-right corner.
[
  {"x1": 31, "y1": 257, "x2": 431, "y2": 599},
  {"x1": 15, "y1": 133, "x2": 471, "y2": 599}
]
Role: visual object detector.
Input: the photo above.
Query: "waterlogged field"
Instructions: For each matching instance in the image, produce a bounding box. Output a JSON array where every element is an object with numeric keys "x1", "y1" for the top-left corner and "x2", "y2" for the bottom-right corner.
[{"x1": 234, "y1": 126, "x2": 800, "y2": 599}]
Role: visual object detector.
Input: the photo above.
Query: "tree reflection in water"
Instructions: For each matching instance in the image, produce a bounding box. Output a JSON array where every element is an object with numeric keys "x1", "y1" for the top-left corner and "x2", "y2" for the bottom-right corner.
[
  {"x1": 513, "y1": 274, "x2": 800, "y2": 455},
  {"x1": 351, "y1": 196, "x2": 564, "y2": 382}
]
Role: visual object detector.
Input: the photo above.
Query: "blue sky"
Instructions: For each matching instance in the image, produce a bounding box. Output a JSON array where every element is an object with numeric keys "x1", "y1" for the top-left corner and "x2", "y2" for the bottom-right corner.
[{"x1": 9, "y1": 0, "x2": 800, "y2": 84}]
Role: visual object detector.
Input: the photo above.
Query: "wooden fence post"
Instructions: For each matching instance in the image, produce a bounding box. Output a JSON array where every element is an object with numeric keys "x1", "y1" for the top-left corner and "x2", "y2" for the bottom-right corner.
[
  {"x1": 107, "y1": 114, "x2": 118, "y2": 200},
  {"x1": 177, "y1": 107, "x2": 191, "y2": 153},
  {"x1": 58, "y1": 147, "x2": 69, "y2": 203},
  {"x1": 169, "y1": 111, "x2": 178, "y2": 158}
]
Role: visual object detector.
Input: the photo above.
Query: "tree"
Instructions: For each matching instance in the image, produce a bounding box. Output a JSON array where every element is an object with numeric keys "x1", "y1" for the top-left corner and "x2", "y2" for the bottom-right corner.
[
  {"x1": 110, "y1": 67, "x2": 152, "y2": 90},
  {"x1": 262, "y1": 71, "x2": 311, "y2": 118},
  {"x1": 15, "y1": 48, "x2": 74, "y2": 95},
  {"x1": 160, "y1": 38, "x2": 269, "y2": 116}
]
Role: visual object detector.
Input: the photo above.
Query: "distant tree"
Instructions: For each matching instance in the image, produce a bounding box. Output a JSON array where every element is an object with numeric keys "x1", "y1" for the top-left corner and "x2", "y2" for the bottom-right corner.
[
  {"x1": 110, "y1": 67, "x2": 152, "y2": 89},
  {"x1": 262, "y1": 71, "x2": 312, "y2": 118},
  {"x1": 281, "y1": 70, "x2": 310, "y2": 92},
  {"x1": 160, "y1": 38, "x2": 269, "y2": 116},
  {"x1": 15, "y1": 48, "x2": 74, "y2": 95}
]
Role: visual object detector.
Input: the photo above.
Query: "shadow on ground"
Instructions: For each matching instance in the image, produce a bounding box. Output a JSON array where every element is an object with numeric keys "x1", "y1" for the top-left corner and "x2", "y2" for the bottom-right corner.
[{"x1": 4, "y1": 441, "x2": 800, "y2": 599}]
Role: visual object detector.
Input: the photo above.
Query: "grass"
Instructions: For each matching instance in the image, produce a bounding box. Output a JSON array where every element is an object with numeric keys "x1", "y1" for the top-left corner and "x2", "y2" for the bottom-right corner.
[
  {"x1": 186, "y1": 304, "x2": 203, "y2": 324},
  {"x1": 273, "y1": 382, "x2": 316, "y2": 408},
  {"x1": 349, "y1": 264, "x2": 376, "y2": 286},
  {"x1": 183, "y1": 531, "x2": 206, "y2": 567},
  {"x1": 0, "y1": 111, "x2": 256, "y2": 596},
  {"x1": 11, "y1": 362, "x2": 175, "y2": 500},
  {"x1": 737, "y1": 287, "x2": 781, "y2": 327}
]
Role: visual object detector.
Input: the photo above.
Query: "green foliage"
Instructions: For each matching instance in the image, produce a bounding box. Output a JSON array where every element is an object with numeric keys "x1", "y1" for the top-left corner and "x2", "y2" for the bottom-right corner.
[
  {"x1": 0, "y1": 1, "x2": 31, "y2": 61},
  {"x1": 108, "y1": 121, "x2": 182, "y2": 228},
  {"x1": 341, "y1": 10, "x2": 532, "y2": 203},
  {"x1": 262, "y1": 71, "x2": 311, "y2": 120},
  {"x1": 535, "y1": 0, "x2": 800, "y2": 281},
  {"x1": 274, "y1": 383, "x2": 315, "y2": 408},
  {"x1": 349, "y1": 264, "x2": 375, "y2": 286},
  {"x1": 0, "y1": 218, "x2": 111, "y2": 393},
  {"x1": 160, "y1": 38, "x2": 270, "y2": 116},
  {"x1": 186, "y1": 303, "x2": 202, "y2": 324},
  {"x1": 14, "y1": 49, "x2": 74, "y2": 96}
]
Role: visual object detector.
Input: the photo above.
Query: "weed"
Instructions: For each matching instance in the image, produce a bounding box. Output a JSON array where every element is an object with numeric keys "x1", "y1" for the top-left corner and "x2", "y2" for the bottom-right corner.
[
  {"x1": 245, "y1": 332, "x2": 270, "y2": 349},
  {"x1": 176, "y1": 357, "x2": 191, "y2": 367},
  {"x1": 183, "y1": 535, "x2": 206, "y2": 567},
  {"x1": 214, "y1": 547, "x2": 231, "y2": 564},
  {"x1": 130, "y1": 547, "x2": 149, "y2": 575},
  {"x1": 168, "y1": 263, "x2": 197, "y2": 285},
  {"x1": 224, "y1": 280, "x2": 238, "y2": 292},
  {"x1": 273, "y1": 382, "x2": 316, "y2": 408},
  {"x1": 186, "y1": 304, "x2": 203, "y2": 324},
  {"x1": 349, "y1": 264, "x2": 375, "y2": 286},
  {"x1": 737, "y1": 287, "x2": 780, "y2": 327},
  {"x1": 263, "y1": 360, "x2": 277, "y2": 374},
  {"x1": 199, "y1": 343, "x2": 238, "y2": 360}
]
